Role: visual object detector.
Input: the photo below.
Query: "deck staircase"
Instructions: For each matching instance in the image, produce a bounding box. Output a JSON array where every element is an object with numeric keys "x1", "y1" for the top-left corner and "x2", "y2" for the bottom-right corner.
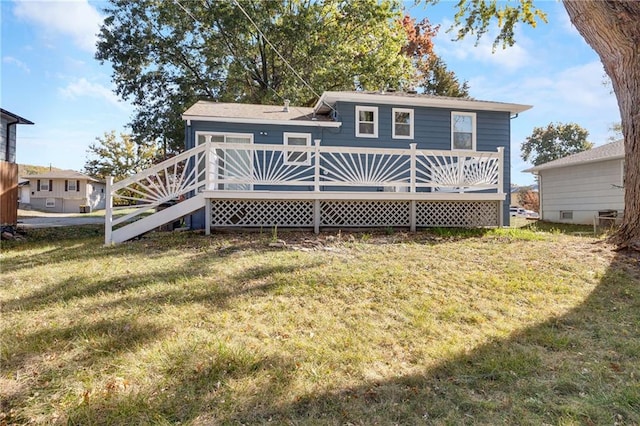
[
  {"x1": 105, "y1": 143, "x2": 210, "y2": 245},
  {"x1": 108, "y1": 193, "x2": 205, "y2": 244}
]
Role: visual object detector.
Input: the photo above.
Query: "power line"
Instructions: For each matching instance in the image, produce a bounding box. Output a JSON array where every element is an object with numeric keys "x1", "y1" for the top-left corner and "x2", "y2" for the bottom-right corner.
[
  {"x1": 231, "y1": 0, "x2": 324, "y2": 102},
  {"x1": 174, "y1": 0, "x2": 334, "y2": 116}
]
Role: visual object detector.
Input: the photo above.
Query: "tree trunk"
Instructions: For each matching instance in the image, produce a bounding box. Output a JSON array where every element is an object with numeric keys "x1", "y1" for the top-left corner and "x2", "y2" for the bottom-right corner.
[{"x1": 563, "y1": 1, "x2": 640, "y2": 251}]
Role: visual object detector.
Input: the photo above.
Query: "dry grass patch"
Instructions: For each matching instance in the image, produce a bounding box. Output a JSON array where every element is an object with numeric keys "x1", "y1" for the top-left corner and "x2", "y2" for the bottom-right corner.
[{"x1": 1, "y1": 225, "x2": 639, "y2": 425}]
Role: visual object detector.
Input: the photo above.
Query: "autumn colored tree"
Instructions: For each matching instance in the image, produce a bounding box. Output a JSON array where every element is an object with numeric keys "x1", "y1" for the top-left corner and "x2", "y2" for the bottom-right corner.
[
  {"x1": 518, "y1": 189, "x2": 539, "y2": 213},
  {"x1": 400, "y1": 16, "x2": 469, "y2": 97}
]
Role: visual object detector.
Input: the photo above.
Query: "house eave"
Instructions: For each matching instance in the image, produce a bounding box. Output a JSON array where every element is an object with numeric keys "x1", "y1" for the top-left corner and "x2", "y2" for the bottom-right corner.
[
  {"x1": 314, "y1": 91, "x2": 532, "y2": 115},
  {"x1": 524, "y1": 155, "x2": 626, "y2": 173},
  {"x1": 181, "y1": 115, "x2": 342, "y2": 128}
]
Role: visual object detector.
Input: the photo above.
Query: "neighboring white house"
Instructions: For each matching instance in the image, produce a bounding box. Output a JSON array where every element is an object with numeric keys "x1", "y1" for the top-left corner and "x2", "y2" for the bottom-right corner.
[
  {"x1": 22, "y1": 170, "x2": 106, "y2": 213},
  {"x1": 524, "y1": 140, "x2": 625, "y2": 224}
]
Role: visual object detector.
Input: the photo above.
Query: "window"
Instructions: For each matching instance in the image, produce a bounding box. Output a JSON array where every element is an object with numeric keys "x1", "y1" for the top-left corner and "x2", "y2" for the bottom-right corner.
[
  {"x1": 195, "y1": 132, "x2": 254, "y2": 191},
  {"x1": 355, "y1": 106, "x2": 378, "y2": 138},
  {"x1": 67, "y1": 180, "x2": 77, "y2": 191},
  {"x1": 283, "y1": 133, "x2": 311, "y2": 165},
  {"x1": 560, "y1": 211, "x2": 573, "y2": 220},
  {"x1": 451, "y1": 112, "x2": 476, "y2": 150},
  {"x1": 392, "y1": 108, "x2": 413, "y2": 139},
  {"x1": 39, "y1": 179, "x2": 51, "y2": 191},
  {"x1": 45, "y1": 198, "x2": 55, "y2": 208}
]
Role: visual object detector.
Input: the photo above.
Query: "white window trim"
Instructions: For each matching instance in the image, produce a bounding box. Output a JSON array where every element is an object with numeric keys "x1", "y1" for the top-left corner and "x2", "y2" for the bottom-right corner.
[
  {"x1": 392, "y1": 108, "x2": 414, "y2": 140},
  {"x1": 451, "y1": 111, "x2": 477, "y2": 151},
  {"x1": 283, "y1": 132, "x2": 311, "y2": 166},
  {"x1": 195, "y1": 131, "x2": 254, "y2": 191},
  {"x1": 68, "y1": 180, "x2": 77, "y2": 191},
  {"x1": 45, "y1": 198, "x2": 55, "y2": 208},
  {"x1": 195, "y1": 132, "x2": 255, "y2": 146},
  {"x1": 355, "y1": 106, "x2": 378, "y2": 138},
  {"x1": 40, "y1": 181, "x2": 50, "y2": 191}
]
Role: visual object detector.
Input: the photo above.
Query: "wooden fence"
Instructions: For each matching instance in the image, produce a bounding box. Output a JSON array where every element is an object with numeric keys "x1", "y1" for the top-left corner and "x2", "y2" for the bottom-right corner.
[{"x1": 0, "y1": 161, "x2": 18, "y2": 226}]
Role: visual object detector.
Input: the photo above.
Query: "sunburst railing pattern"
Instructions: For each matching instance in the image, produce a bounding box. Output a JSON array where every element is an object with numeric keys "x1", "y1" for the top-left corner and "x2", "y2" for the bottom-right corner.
[
  {"x1": 204, "y1": 142, "x2": 503, "y2": 192},
  {"x1": 106, "y1": 142, "x2": 503, "y2": 236}
]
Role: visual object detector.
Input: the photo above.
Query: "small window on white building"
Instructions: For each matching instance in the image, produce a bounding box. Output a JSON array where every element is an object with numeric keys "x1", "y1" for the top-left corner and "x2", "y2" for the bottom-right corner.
[
  {"x1": 45, "y1": 198, "x2": 55, "y2": 208},
  {"x1": 67, "y1": 180, "x2": 77, "y2": 191},
  {"x1": 355, "y1": 106, "x2": 378, "y2": 138},
  {"x1": 283, "y1": 133, "x2": 311, "y2": 165},
  {"x1": 40, "y1": 180, "x2": 50, "y2": 191},
  {"x1": 451, "y1": 112, "x2": 476, "y2": 150},
  {"x1": 560, "y1": 211, "x2": 573, "y2": 220},
  {"x1": 392, "y1": 108, "x2": 413, "y2": 139}
]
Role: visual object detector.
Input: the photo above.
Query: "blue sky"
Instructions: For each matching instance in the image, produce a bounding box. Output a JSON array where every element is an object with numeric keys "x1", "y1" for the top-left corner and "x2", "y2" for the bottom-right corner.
[{"x1": 1, "y1": 0, "x2": 620, "y2": 185}]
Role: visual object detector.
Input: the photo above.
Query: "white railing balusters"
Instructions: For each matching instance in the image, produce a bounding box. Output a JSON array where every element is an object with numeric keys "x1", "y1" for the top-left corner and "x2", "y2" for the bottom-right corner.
[{"x1": 106, "y1": 141, "x2": 505, "y2": 243}]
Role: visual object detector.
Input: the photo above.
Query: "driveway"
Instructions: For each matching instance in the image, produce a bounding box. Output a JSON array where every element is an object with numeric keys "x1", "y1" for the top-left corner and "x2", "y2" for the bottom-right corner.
[{"x1": 17, "y1": 210, "x2": 105, "y2": 229}]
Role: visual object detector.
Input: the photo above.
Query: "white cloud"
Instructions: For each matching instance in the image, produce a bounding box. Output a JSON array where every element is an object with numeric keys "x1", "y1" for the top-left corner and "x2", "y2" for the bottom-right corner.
[
  {"x1": 13, "y1": 0, "x2": 103, "y2": 52},
  {"x1": 59, "y1": 78, "x2": 126, "y2": 109},
  {"x1": 435, "y1": 18, "x2": 535, "y2": 72},
  {"x1": 2, "y1": 56, "x2": 31, "y2": 73}
]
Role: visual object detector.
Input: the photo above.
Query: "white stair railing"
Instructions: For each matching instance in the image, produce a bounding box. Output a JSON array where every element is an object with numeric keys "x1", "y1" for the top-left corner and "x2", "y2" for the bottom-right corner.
[{"x1": 105, "y1": 143, "x2": 211, "y2": 244}]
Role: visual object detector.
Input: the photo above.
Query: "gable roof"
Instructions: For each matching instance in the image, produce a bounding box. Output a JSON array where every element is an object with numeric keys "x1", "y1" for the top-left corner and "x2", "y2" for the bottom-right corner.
[
  {"x1": 182, "y1": 101, "x2": 340, "y2": 127},
  {"x1": 22, "y1": 170, "x2": 100, "y2": 182},
  {"x1": 524, "y1": 140, "x2": 625, "y2": 173},
  {"x1": 1, "y1": 108, "x2": 34, "y2": 125},
  {"x1": 314, "y1": 91, "x2": 532, "y2": 115}
]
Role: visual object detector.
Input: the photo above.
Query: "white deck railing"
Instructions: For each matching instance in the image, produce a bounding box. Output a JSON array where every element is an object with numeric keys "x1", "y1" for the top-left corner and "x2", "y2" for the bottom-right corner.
[{"x1": 105, "y1": 141, "x2": 504, "y2": 239}]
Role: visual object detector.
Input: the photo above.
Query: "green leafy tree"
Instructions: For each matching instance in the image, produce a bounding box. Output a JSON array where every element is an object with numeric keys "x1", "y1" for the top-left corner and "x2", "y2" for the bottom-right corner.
[
  {"x1": 96, "y1": 0, "x2": 414, "y2": 153},
  {"x1": 521, "y1": 123, "x2": 593, "y2": 166},
  {"x1": 84, "y1": 131, "x2": 157, "y2": 181},
  {"x1": 423, "y1": 0, "x2": 639, "y2": 250}
]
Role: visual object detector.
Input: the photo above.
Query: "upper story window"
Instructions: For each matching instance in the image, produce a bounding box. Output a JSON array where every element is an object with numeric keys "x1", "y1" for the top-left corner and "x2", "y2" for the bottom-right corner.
[
  {"x1": 392, "y1": 108, "x2": 413, "y2": 139},
  {"x1": 355, "y1": 106, "x2": 378, "y2": 138},
  {"x1": 451, "y1": 112, "x2": 476, "y2": 150},
  {"x1": 67, "y1": 180, "x2": 78, "y2": 191},
  {"x1": 283, "y1": 132, "x2": 311, "y2": 165},
  {"x1": 38, "y1": 179, "x2": 51, "y2": 191}
]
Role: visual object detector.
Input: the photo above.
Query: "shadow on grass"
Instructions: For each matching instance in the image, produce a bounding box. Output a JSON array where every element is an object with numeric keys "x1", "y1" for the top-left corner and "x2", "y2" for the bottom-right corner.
[
  {"x1": 2, "y1": 242, "x2": 323, "y2": 314},
  {"x1": 58, "y1": 250, "x2": 639, "y2": 425}
]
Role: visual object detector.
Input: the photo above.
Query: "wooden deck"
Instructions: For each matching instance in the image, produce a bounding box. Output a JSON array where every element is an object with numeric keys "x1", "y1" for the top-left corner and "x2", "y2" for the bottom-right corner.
[{"x1": 105, "y1": 142, "x2": 506, "y2": 244}]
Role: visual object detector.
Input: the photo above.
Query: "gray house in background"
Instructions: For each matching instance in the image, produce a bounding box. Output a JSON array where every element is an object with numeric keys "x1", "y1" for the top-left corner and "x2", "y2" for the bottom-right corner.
[
  {"x1": 106, "y1": 91, "x2": 531, "y2": 244},
  {"x1": 23, "y1": 170, "x2": 106, "y2": 213},
  {"x1": 524, "y1": 140, "x2": 625, "y2": 224}
]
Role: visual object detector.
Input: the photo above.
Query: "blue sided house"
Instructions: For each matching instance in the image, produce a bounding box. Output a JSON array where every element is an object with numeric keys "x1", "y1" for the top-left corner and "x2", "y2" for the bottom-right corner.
[{"x1": 105, "y1": 91, "x2": 530, "y2": 244}]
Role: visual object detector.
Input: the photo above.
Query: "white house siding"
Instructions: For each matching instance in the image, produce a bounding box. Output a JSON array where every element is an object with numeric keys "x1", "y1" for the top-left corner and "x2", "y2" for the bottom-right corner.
[
  {"x1": 28, "y1": 178, "x2": 95, "y2": 213},
  {"x1": 88, "y1": 182, "x2": 106, "y2": 210},
  {"x1": 539, "y1": 159, "x2": 624, "y2": 224}
]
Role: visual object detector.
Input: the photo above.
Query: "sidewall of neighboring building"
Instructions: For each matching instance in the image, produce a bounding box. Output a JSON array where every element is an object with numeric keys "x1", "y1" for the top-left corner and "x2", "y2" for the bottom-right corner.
[
  {"x1": 88, "y1": 182, "x2": 106, "y2": 210},
  {"x1": 539, "y1": 159, "x2": 625, "y2": 224}
]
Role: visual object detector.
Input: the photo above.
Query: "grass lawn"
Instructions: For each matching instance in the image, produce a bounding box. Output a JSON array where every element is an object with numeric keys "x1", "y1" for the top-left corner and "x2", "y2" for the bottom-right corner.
[{"x1": 1, "y1": 224, "x2": 639, "y2": 425}]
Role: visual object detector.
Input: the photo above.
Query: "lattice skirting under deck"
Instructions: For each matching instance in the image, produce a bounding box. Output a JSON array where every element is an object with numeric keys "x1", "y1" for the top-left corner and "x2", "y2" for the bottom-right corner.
[{"x1": 209, "y1": 199, "x2": 501, "y2": 228}]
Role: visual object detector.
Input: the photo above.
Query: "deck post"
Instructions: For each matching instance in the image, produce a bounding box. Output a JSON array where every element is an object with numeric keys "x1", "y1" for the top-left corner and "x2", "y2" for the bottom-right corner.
[
  {"x1": 205, "y1": 140, "x2": 211, "y2": 190},
  {"x1": 497, "y1": 147, "x2": 504, "y2": 194},
  {"x1": 409, "y1": 143, "x2": 417, "y2": 193},
  {"x1": 104, "y1": 176, "x2": 113, "y2": 245},
  {"x1": 410, "y1": 200, "x2": 416, "y2": 232},
  {"x1": 314, "y1": 199, "x2": 320, "y2": 234},
  {"x1": 205, "y1": 198, "x2": 211, "y2": 235},
  {"x1": 314, "y1": 139, "x2": 321, "y2": 192}
]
